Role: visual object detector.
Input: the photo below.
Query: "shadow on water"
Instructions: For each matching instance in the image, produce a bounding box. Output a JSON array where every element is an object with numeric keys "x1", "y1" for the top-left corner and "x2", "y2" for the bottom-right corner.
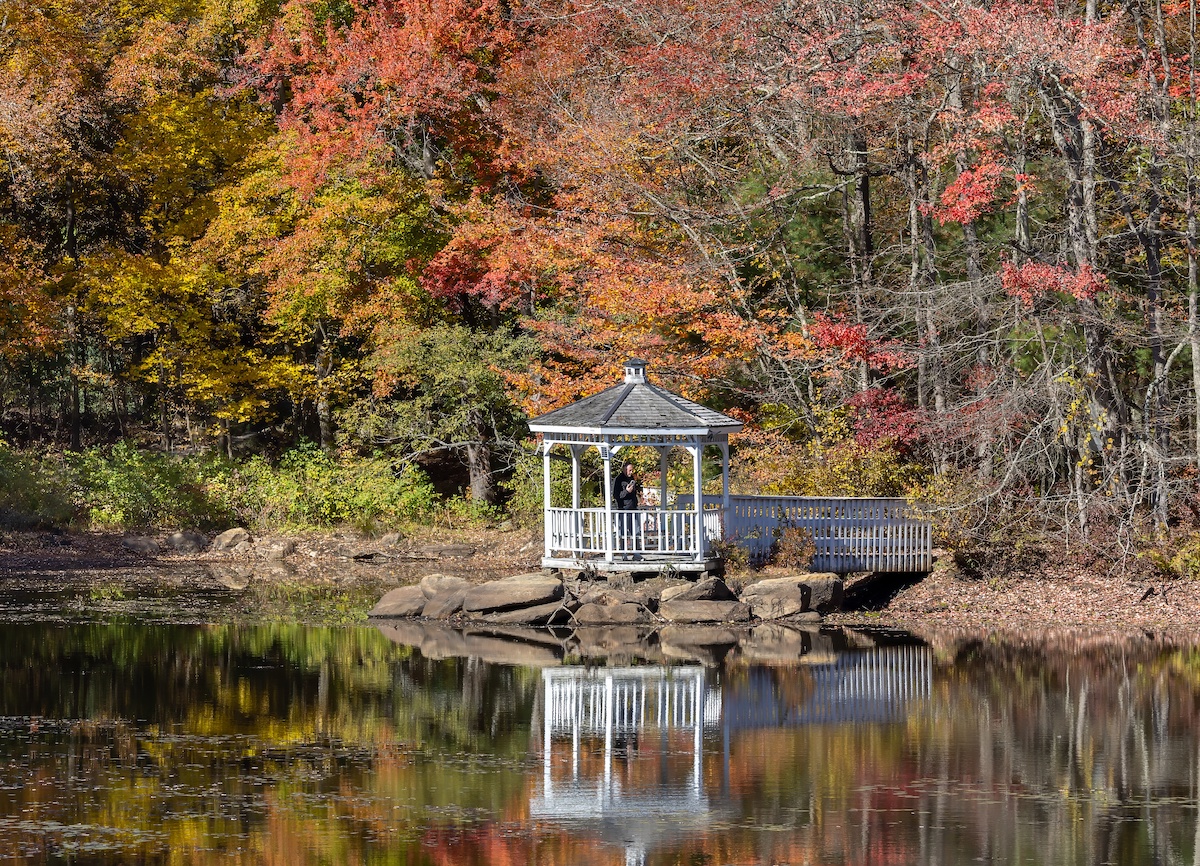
[{"x1": 2, "y1": 593, "x2": 1200, "y2": 864}]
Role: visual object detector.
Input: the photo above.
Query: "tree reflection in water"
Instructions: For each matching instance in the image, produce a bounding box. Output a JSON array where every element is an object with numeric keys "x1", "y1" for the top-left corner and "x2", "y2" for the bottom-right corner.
[{"x1": 0, "y1": 624, "x2": 1197, "y2": 865}]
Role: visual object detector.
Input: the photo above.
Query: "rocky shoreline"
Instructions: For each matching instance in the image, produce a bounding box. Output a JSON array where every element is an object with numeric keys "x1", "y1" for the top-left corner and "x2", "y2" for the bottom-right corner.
[
  {"x1": 4, "y1": 527, "x2": 1200, "y2": 633},
  {"x1": 368, "y1": 571, "x2": 844, "y2": 626}
]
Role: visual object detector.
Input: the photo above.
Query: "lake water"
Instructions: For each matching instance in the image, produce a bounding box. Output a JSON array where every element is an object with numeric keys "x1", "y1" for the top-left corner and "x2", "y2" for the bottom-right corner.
[{"x1": 2, "y1": 606, "x2": 1200, "y2": 864}]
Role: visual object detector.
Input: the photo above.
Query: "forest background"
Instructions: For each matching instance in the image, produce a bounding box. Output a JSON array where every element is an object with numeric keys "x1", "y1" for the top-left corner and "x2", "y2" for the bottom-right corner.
[{"x1": 5, "y1": 0, "x2": 1200, "y2": 578}]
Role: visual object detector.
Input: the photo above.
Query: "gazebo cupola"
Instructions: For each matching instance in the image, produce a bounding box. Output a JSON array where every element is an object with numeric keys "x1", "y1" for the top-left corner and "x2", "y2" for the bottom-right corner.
[{"x1": 527, "y1": 359, "x2": 742, "y2": 573}]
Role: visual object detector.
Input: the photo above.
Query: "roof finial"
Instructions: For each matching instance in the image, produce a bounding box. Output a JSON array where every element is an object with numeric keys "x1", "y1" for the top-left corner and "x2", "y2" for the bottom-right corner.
[{"x1": 623, "y1": 358, "x2": 647, "y2": 384}]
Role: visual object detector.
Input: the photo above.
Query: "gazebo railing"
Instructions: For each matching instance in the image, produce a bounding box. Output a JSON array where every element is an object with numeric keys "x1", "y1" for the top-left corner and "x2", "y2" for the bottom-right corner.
[
  {"x1": 679, "y1": 494, "x2": 931, "y2": 572},
  {"x1": 546, "y1": 507, "x2": 704, "y2": 559}
]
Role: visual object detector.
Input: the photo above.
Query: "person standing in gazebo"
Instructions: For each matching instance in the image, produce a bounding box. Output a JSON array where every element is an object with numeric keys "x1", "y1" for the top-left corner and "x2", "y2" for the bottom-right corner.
[{"x1": 612, "y1": 461, "x2": 642, "y2": 556}]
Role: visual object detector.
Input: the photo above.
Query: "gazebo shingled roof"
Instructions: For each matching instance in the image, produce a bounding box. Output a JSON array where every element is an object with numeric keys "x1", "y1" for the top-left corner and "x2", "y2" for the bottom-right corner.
[{"x1": 528, "y1": 359, "x2": 742, "y2": 434}]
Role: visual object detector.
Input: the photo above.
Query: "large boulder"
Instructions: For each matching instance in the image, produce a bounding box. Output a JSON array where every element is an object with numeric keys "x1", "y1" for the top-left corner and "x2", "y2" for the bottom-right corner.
[
  {"x1": 463, "y1": 573, "x2": 564, "y2": 614},
  {"x1": 165, "y1": 530, "x2": 207, "y2": 554},
  {"x1": 369, "y1": 586, "x2": 427, "y2": 618},
  {"x1": 121, "y1": 536, "x2": 161, "y2": 555},
  {"x1": 479, "y1": 600, "x2": 571, "y2": 625},
  {"x1": 658, "y1": 600, "x2": 751, "y2": 624},
  {"x1": 256, "y1": 538, "x2": 296, "y2": 561},
  {"x1": 743, "y1": 582, "x2": 809, "y2": 620},
  {"x1": 660, "y1": 577, "x2": 736, "y2": 604},
  {"x1": 211, "y1": 528, "x2": 250, "y2": 551},
  {"x1": 422, "y1": 589, "x2": 467, "y2": 620},
  {"x1": 420, "y1": 574, "x2": 471, "y2": 599},
  {"x1": 740, "y1": 575, "x2": 843, "y2": 618},
  {"x1": 573, "y1": 602, "x2": 651, "y2": 625},
  {"x1": 805, "y1": 575, "x2": 845, "y2": 612}
]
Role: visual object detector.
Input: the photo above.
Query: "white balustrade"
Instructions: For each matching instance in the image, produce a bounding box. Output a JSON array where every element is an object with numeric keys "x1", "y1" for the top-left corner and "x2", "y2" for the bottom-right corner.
[
  {"x1": 679, "y1": 494, "x2": 931, "y2": 572},
  {"x1": 546, "y1": 495, "x2": 930, "y2": 572},
  {"x1": 545, "y1": 507, "x2": 703, "y2": 559}
]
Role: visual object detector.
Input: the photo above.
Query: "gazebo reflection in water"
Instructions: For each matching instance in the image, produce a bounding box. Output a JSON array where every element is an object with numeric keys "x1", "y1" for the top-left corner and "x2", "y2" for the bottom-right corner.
[{"x1": 531, "y1": 645, "x2": 934, "y2": 866}]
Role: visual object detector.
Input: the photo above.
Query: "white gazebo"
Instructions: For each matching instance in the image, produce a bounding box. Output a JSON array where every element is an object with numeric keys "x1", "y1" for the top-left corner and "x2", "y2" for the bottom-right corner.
[{"x1": 528, "y1": 359, "x2": 742, "y2": 574}]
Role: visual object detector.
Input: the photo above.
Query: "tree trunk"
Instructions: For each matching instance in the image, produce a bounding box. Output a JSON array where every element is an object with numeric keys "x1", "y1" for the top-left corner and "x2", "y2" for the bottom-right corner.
[
  {"x1": 466, "y1": 410, "x2": 496, "y2": 505},
  {"x1": 315, "y1": 326, "x2": 335, "y2": 452}
]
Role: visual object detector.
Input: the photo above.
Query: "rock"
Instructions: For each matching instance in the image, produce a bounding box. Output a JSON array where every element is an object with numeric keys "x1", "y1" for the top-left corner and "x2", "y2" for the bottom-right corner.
[
  {"x1": 479, "y1": 600, "x2": 570, "y2": 625},
  {"x1": 369, "y1": 586, "x2": 427, "y2": 618},
  {"x1": 420, "y1": 574, "x2": 471, "y2": 599},
  {"x1": 164, "y1": 530, "x2": 207, "y2": 554},
  {"x1": 573, "y1": 602, "x2": 651, "y2": 625},
  {"x1": 422, "y1": 589, "x2": 466, "y2": 620},
  {"x1": 211, "y1": 528, "x2": 250, "y2": 551},
  {"x1": 805, "y1": 576, "x2": 844, "y2": 612},
  {"x1": 577, "y1": 587, "x2": 651, "y2": 607},
  {"x1": 418, "y1": 543, "x2": 476, "y2": 559},
  {"x1": 257, "y1": 538, "x2": 296, "y2": 561},
  {"x1": 121, "y1": 536, "x2": 161, "y2": 555},
  {"x1": 208, "y1": 563, "x2": 253, "y2": 591},
  {"x1": 740, "y1": 573, "x2": 841, "y2": 617},
  {"x1": 658, "y1": 600, "x2": 751, "y2": 623},
  {"x1": 463, "y1": 573, "x2": 564, "y2": 614},
  {"x1": 747, "y1": 587, "x2": 809, "y2": 620},
  {"x1": 461, "y1": 634, "x2": 561, "y2": 667},
  {"x1": 231, "y1": 540, "x2": 253, "y2": 554},
  {"x1": 660, "y1": 576, "x2": 736, "y2": 604}
]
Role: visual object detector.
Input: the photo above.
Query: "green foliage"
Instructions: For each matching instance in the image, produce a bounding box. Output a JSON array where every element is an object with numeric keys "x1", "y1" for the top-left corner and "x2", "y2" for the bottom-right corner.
[
  {"x1": 69, "y1": 442, "x2": 236, "y2": 529},
  {"x1": 0, "y1": 444, "x2": 75, "y2": 528},
  {"x1": 225, "y1": 442, "x2": 439, "y2": 530}
]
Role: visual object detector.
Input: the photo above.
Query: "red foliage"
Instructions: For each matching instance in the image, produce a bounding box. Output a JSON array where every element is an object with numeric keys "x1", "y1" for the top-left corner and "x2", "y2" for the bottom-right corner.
[
  {"x1": 936, "y1": 159, "x2": 1005, "y2": 224},
  {"x1": 845, "y1": 388, "x2": 926, "y2": 450},
  {"x1": 1000, "y1": 261, "x2": 1108, "y2": 307}
]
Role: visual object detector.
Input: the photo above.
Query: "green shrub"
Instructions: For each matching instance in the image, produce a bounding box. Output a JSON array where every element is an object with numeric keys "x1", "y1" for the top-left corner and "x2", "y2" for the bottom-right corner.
[
  {"x1": 0, "y1": 444, "x2": 75, "y2": 528},
  {"x1": 222, "y1": 443, "x2": 440, "y2": 530},
  {"x1": 68, "y1": 442, "x2": 235, "y2": 530}
]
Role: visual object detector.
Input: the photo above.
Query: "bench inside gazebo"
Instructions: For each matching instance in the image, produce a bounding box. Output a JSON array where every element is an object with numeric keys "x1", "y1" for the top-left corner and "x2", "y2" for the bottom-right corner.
[{"x1": 527, "y1": 360, "x2": 931, "y2": 576}]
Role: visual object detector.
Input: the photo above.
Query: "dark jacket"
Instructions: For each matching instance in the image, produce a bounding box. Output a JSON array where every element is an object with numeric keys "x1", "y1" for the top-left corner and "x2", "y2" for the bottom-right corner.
[{"x1": 613, "y1": 473, "x2": 641, "y2": 510}]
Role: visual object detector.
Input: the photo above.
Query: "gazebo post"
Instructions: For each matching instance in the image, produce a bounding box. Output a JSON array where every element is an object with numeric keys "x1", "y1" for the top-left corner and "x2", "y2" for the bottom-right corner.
[
  {"x1": 570, "y1": 444, "x2": 584, "y2": 556},
  {"x1": 720, "y1": 442, "x2": 731, "y2": 540},
  {"x1": 657, "y1": 446, "x2": 669, "y2": 512},
  {"x1": 543, "y1": 439, "x2": 553, "y2": 559},
  {"x1": 569, "y1": 445, "x2": 583, "y2": 509},
  {"x1": 690, "y1": 439, "x2": 703, "y2": 561},
  {"x1": 602, "y1": 444, "x2": 615, "y2": 564}
]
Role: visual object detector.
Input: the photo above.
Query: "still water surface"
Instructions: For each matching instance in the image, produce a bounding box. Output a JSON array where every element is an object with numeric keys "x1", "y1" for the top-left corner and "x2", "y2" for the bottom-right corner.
[{"x1": 2, "y1": 618, "x2": 1200, "y2": 865}]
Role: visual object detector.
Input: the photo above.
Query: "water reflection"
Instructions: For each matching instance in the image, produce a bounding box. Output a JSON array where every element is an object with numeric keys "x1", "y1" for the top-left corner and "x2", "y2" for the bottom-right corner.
[
  {"x1": 0, "y1": 623, "x2": 1198, "y2": 865},
  {"x1": 533, "y1": 648, "x2": 932, "y2": 865}
]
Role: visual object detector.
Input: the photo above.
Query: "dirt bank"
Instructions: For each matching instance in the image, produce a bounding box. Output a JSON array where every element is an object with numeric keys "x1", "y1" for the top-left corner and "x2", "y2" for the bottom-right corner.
[{"x1": 829, "y1": 556, "x2": 1200, "y2": 633}]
